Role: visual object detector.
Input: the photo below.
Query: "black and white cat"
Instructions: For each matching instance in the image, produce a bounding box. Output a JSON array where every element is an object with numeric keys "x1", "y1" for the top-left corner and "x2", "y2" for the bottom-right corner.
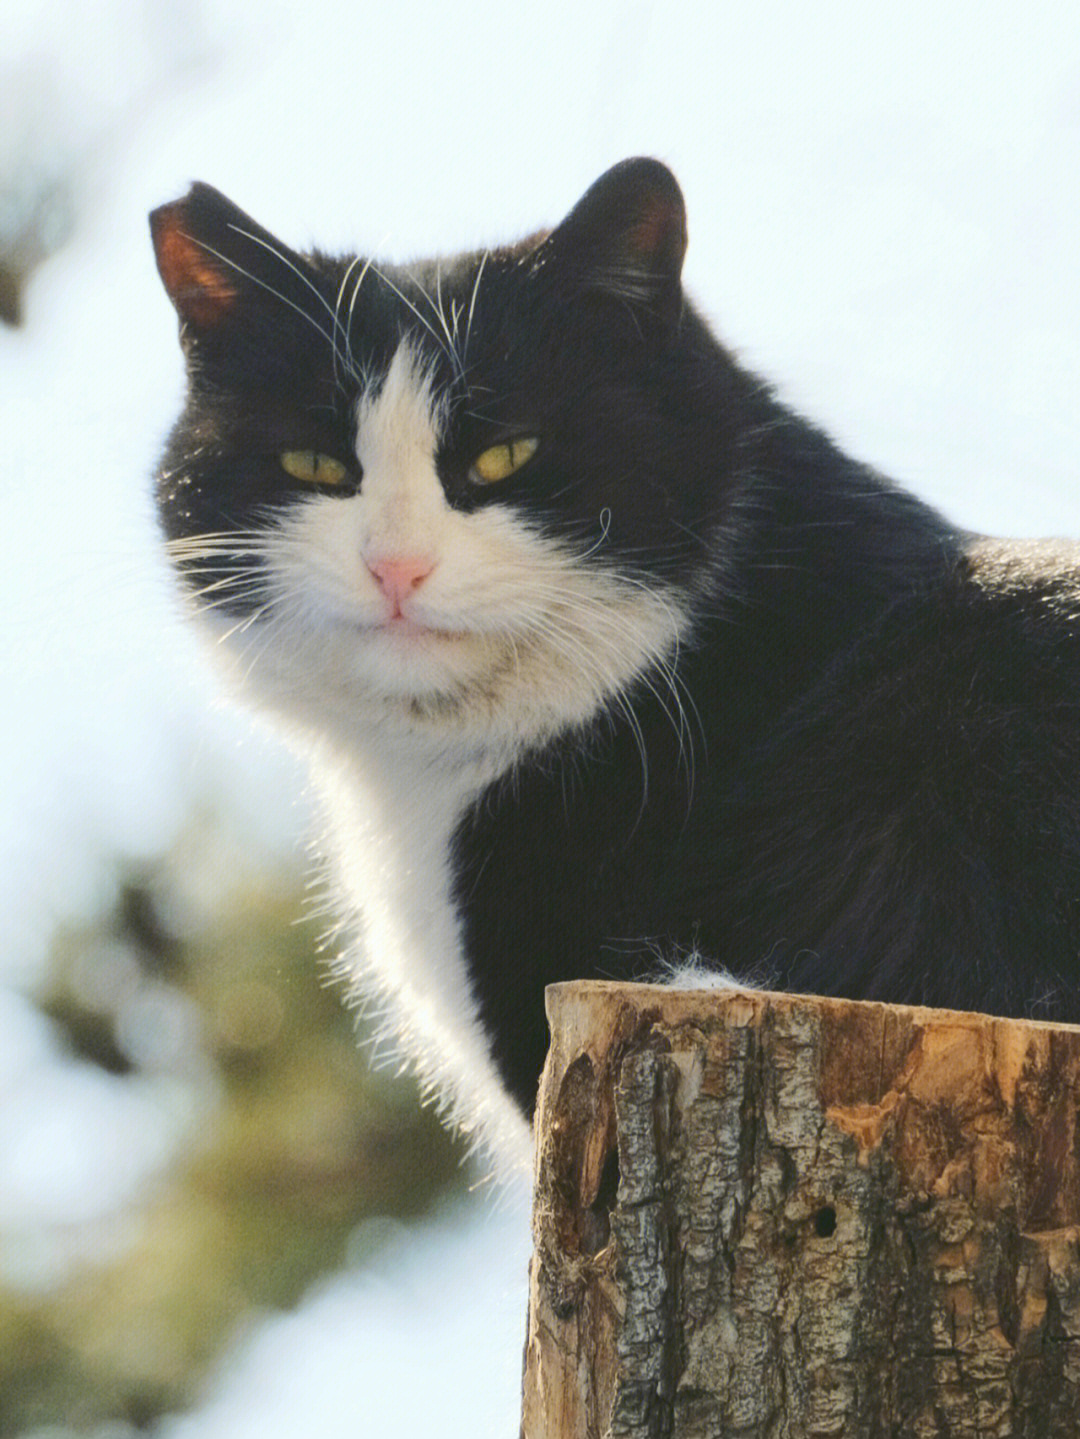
[{"x1": 151, "y1": 158, "x2": 1080, "y2": 1171}]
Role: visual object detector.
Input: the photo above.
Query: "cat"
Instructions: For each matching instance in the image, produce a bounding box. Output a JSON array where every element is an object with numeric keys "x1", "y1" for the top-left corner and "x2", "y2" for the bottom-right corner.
[{"x1": 151, "y1": 157, "x2": 1080, "y2": 1172}]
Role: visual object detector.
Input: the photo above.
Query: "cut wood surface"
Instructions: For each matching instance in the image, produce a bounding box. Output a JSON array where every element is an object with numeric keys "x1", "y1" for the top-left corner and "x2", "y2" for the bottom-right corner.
[{"x1": 520, "y1": 983, "x2": 1080, "y2": 1438}]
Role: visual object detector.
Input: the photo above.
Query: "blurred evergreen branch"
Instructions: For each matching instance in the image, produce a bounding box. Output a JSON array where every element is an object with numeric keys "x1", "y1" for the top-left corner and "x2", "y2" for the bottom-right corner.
[
  {"x1": 0, "y1": 818, "x2": 463, "y2": 1434},
  {"x1": 0, "y1": 134, "x2": 76, "y2": 328},
  {"x1": 0, "y1": 0, "x2": 217, "y2": 328}
]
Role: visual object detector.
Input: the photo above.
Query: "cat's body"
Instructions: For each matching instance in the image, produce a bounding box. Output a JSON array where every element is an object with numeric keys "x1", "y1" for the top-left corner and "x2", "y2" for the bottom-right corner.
[{"x1": 151, "y1": 160, "x2": 1080, "y2": 1170}]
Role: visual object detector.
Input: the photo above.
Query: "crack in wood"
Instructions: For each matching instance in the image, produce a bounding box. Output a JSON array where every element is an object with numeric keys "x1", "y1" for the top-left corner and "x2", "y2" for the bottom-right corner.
[{"x1": 523, "y1": 983, "x2": 1080, "y2": 1437}]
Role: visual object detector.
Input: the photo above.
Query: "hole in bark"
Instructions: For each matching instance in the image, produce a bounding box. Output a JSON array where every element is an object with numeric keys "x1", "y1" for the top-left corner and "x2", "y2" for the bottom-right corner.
[
  {"x1": 813, "y1": 1205, "x2": 837, "y2": 1238},
  {"x1": 595, "y1": 1147, "x2": 620, "y2": 1213},
  {"x1": 581, "y1": 1148, "x2": 620, "y2": 1255},
  {"x1": 549, "y1": 1053, "x2": 598, "y2": 1254}
]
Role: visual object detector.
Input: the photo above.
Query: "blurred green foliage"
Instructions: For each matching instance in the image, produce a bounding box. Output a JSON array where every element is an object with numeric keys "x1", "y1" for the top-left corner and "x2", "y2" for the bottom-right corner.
[{"x1": 0, "y1": 817, "x2": 463, "y2": 1435}]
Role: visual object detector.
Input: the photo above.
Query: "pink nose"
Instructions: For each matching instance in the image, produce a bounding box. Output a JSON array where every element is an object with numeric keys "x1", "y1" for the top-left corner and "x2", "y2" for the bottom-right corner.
[{"x1": 367, "y1": 555, "x2": 436, "y2": 609}]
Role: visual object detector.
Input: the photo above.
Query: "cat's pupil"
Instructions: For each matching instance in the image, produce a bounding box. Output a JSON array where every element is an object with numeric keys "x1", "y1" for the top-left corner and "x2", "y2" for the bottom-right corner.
[
  {"x1": 469, "y1": 436, "x2": 539, "y2": 485},
  {"x1": 279, "y1": 450, "x2": 348, "y2": 486}
]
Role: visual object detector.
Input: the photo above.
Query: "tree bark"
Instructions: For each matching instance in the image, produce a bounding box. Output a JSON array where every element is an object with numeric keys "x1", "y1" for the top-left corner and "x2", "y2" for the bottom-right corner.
[{"x1": 520, "y1": 982, "x2": 1080, "y2": 1438}]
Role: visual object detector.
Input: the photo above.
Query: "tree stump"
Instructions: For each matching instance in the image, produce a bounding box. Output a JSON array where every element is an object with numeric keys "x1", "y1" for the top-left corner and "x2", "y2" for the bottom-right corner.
[{"x1": 520, "y1": 982, "x2": 1080, "y2": 1438}]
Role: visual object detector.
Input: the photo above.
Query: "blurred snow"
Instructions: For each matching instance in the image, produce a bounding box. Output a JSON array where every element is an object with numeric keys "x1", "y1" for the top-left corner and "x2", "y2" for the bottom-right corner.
[
  {"x1": 158, "y1": 1193, "x2": 532, "y2": 1439},
  {"x1": 1, "y1": 0, "x2": 1078, "y2": 1434}
]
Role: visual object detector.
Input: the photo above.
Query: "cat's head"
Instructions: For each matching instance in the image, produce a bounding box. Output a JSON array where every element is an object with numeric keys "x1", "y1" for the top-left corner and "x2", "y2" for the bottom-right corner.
[{"x1": 151, "y1": 159, "x2": 726, "y2": 752}]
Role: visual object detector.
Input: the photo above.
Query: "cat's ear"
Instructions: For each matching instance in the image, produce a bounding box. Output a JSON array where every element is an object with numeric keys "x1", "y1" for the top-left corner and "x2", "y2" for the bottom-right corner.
[
  {"x1": 545, "y1": 158, "x2": 688, "y2": 328},
  {"x1": 150, "y1": 184, "x2": 313, "y2": 336}
]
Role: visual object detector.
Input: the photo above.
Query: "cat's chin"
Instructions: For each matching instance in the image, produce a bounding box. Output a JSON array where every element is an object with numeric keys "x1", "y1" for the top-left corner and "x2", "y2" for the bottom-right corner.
[
  {"x1": 313, "y1": 617, "x2": 502, "y2": 710},
  {"x1": 357, "y1": 616, "x2": 486, "y2": 680},
  {"x1": 369, "y1": 616, "x2": 471, "y2": 646},
  {"x1": 189, "y1": 605, "x2": 480, "y2": 715}
]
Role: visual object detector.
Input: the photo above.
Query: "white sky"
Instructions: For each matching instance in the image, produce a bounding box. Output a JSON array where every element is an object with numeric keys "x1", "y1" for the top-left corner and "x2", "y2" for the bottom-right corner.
[{"x1": 1, "y1": 0, "x2": 1078, "y2": 1434}]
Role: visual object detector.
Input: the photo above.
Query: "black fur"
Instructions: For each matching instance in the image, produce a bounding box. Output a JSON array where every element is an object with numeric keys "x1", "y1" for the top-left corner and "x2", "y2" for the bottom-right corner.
[
  {"x1": 152, "y1": 161, "x2": 1080, "y2": 1120},
  {"x1": 457, "y1": 533, "x2": 1080, "y2": 1111}
]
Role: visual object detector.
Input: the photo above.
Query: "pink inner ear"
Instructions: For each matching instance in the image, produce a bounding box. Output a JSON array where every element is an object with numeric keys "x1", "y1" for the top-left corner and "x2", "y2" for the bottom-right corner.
[
  {"x1": 627, "y1": 196, "x2": 687, "y2": 271},
  {"x1": 151, "y1": 204, "x2": 238, "y2": 327}
]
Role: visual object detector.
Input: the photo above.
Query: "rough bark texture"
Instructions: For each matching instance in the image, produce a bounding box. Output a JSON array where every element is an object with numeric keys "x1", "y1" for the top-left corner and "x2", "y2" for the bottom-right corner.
[{"x1": 520, "y1": 983, "x2": 1080, "y2": 1438}]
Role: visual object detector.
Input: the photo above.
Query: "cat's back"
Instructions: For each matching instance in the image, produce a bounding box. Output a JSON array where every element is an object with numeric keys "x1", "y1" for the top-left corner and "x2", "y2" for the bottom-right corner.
[
  {"x1": 728, "y1": 534, "x2": 1080, "y2": 855},
  {"x1": 706, "y1": 533, "x2": 1080, "y2": 1019},
  {"x1": 834, "y1": 534, "x2": 1080, "y2": 749},
  {"x1": 962, "y1": 534, "x2": 1080, "y2": 616}
]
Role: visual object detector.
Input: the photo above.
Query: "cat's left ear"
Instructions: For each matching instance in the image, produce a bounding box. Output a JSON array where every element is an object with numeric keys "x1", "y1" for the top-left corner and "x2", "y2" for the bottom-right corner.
[
  {"x1": 150, "y1": 183, "x2": 314, "y2": 338},
  {"x1": 544, "y1": 158, "x2": 688, "y2": 330}
]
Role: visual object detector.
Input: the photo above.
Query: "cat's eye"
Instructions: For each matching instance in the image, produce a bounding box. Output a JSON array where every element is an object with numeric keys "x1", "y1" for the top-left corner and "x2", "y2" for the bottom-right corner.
[
  {"x1": 469, "y1": 436, "x2": 539, "y2": 485},
  {"x1": 280, "y1": 450, "x2": 349, "y2": 487}
]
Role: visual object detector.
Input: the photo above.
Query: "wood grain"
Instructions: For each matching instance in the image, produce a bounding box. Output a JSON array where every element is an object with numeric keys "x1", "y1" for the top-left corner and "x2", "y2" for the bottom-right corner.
[{"x1": 521, "y1": 983, "x2": 1080, "y2": 1437}]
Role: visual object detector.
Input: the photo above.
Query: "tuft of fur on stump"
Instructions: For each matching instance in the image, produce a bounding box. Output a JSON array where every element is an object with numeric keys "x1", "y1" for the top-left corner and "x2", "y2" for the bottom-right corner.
[{"x1": 521, "y1": 982, "x2": 1080, "y2": 1438}]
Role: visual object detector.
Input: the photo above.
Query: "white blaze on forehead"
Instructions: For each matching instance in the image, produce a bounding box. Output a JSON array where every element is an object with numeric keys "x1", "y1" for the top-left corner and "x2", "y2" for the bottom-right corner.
[{"x1": 354, "y1": 341, "x2": 449, "y2": 558}]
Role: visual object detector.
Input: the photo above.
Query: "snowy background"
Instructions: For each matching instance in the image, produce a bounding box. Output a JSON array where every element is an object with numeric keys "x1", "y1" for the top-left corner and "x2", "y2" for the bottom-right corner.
[{"x1": 1, "y1": 0, "x2": 1078, "y2": 1434}]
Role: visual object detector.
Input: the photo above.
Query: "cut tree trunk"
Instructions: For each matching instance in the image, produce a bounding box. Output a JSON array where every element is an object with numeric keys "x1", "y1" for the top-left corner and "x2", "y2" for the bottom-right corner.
[{"x1": 520, "y1": 982, "x2": 1080, "y2": 1438}]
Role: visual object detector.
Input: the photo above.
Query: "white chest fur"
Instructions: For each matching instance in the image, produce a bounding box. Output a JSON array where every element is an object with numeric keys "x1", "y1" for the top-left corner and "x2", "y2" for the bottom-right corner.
[
  {"x1": 310, "y1": 733, "x2": 534, "y2": 1174},
  {"x1": 189, "y1": 338, "x2": 691, "y2": 1175}
]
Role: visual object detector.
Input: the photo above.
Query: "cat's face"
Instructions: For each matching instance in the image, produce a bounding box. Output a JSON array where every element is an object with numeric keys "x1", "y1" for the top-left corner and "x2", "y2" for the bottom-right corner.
[{"x1": 152, "y1": 160, "x2": 721, "y2": 751}]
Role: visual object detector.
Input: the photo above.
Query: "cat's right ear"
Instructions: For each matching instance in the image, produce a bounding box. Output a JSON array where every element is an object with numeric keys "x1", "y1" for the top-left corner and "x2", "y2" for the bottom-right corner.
[
  {"x1": 149, "y1": 184, "x2": 311, "y2": 339},
  {"x1": 543, "y1": 158, "x2": 688, "y2": 331}
]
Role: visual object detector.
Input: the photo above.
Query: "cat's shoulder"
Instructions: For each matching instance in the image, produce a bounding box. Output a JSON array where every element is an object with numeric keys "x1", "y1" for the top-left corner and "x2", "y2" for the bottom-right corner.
[
  {"x1": 961, "y1": 535, "x2": 1080, "y2": 612},
  {"x1": 742, "y1": 534, "x2": 1080, "y2": 809},
  {"x1": 924, "y1": 534, "x2": 1080, "y2": 693},
  {"x1": 848, "y1": 534, "x2": 1080, "y2": 701}
]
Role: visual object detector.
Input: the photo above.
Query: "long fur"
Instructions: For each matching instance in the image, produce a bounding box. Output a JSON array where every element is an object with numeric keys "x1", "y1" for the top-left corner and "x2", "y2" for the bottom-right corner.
[{"x1": 152, "y1": 161, "x2": 1080, "y2": 1168}]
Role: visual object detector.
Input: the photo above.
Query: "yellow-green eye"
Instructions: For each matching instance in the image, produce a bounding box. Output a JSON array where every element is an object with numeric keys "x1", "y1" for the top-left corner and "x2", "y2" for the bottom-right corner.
[
  {"x1": 279, "y1": 450, "x2": 349, "y2": 486},
  {"x1": 469, "y1": 436, "x2": 539, "y2": 485}
]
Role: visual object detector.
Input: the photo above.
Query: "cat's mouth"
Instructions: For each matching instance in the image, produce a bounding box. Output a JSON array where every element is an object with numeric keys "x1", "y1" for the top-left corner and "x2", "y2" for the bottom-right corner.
[{"x1": 374, "y1": 615, "x2": 471, "y2": 644}]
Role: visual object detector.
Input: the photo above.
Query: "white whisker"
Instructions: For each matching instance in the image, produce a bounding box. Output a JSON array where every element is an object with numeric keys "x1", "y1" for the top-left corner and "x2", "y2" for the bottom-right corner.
[
  {"x1": 227, "y1": 224, "x2": 359, "y2": 389},
  {"x1": 332, "y1": 253, "x2": 366, "y2": 393},
  {"x1": 364, "y1": 260, "x2": 459, "y2": 376},
  {"x1": 182, "y1": 234, "x2": 342, "y2": 363}
]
